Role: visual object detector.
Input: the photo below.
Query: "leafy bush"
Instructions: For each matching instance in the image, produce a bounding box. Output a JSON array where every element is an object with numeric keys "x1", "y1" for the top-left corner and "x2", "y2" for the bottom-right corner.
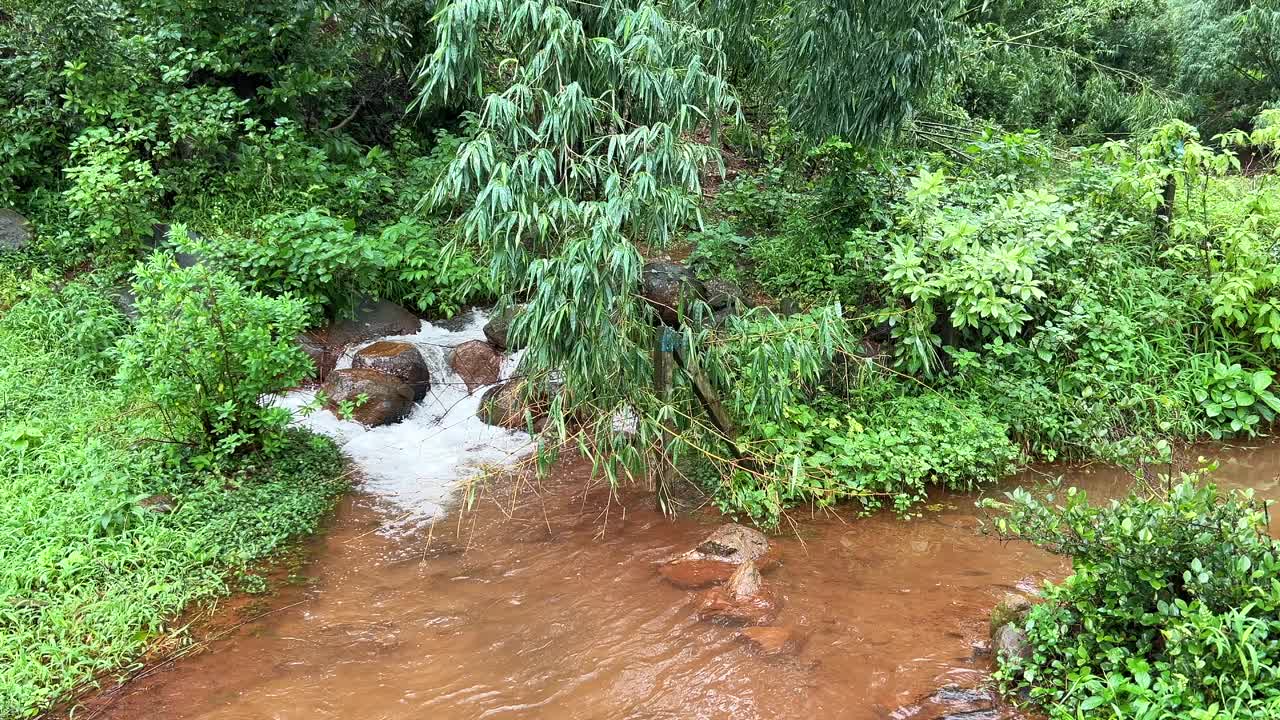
[
  {"x1": 1192, "y1": 362, "x2": 1280, "y2": 438},
  {"x1": 986, "y1": 476, "x2": 1280, "y2": 719},
  {"x1": 191, "y1": 212, "x2": 390, "y2": 316},
  {"x1": 378, "y1": 217, "x2": 493, "y2": 317},
  {"x1": 725, "y1": 385, "x2": 1020, "y2": 525},
  {"x1": 61, "y1": 128, "x2": 163, "y2": 257},
  {"x1": 115, "y1": 255, "x2": 312, "y2": 465},
  {"x1": 687, "y1": 221, "x2": 749, "y2": 283},
  {"x1": 880, "y1": 169, "x2": 1080, "y2": 373}
]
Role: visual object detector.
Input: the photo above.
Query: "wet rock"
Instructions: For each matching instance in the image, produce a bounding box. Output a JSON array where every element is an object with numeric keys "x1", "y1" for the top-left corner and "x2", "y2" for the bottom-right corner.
[
  {"x1": 149, "y1": 223, "x2": 205, "y2": 267},
  {"x1": 993, "y1": 623, "x2": 1032, "y2": 662},
  {"x1": 0, "y1": 209, "x2": 32, "y2": 251},
  {"x1": 705, "y1": 278, "x2": 744, "y2": 312},
  {"x1": 713, "y1": 307, "x2": 740, "y2": 328},
  {"x1": 970, "y1": 639, "x2": 992, "y2": 660},
  {"x1": 483, "y1": 306, "x2": 524, "y2": 351},
  {"x1": 693, "y1": 561, "x2": 781, "y2": 626},
  {"x1": 139, "y1": 493, "x2": 176, "y2": 514},
  {"x1": 658, "y1": 523, "x2": 780, "y2": 589},
  {"x1": 478, "y1": 380, "x2": 546, "y2": 430},
  {"x1": 323, "y1": 368, "x2": 415, "y2": 426},
  {"x1": 322, "y1": 299, "x2": 421, "y2": 349},
  {"x1": 989, "y1": 593, "x2": 1033, "y2": 638},
  {"x1": 890, "y1": 685, "x2": 1006, "y2": 720},
  {"x1": 112, "y1": 288, "x2": 139, "y2": 321},
  {"x1": 297, "y1": 332, "x2": 337, "y2": 383},
  {"x1": 641, "y1": 261, "x2": 706, "y2": 326},
  {"x1": 738, "y1": 625, "x2": 806, "y2": 657},
  {"x1": 450, "y1": 340, "x2": 503, "y2": 392},
  {"x1": 352, "y1": 341, "x2": 430, "y2": 401}
]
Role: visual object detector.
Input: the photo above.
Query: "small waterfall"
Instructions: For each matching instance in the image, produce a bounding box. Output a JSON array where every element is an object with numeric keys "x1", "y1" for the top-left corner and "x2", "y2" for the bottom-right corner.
[{"x1": 278, "y1": 308, "x2": 533, "y2": 527}]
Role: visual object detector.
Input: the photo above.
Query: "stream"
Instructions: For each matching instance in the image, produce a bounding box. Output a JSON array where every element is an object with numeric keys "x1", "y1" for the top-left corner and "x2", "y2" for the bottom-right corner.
[{"x1": 71, "y1": 313, "x2": 1280, "y2": 720}]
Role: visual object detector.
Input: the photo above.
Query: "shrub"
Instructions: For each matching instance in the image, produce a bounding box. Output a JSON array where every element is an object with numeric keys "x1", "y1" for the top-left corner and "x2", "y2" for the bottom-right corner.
[
  {"x1": 687, "y1": 221, "x2": 749, "y2": 283},
  {"x1": 985, "y1": 476, "x2": 1280, "y2": 719},
  {"x1": 725, "y1": 387, "x2": 1020, "y2": 525},
  {"x1": 190, "y1": 211, "x2": 390, "y2": 316},
  {"x1": 378, "y1": 216, "x2": 493, "y2": 317},
  {"x1": 61, "y1": 127, "x2": 162, "y2": 257},
  {"x1": 114, "y1": 255, "x2": 312, "y2": 466}
]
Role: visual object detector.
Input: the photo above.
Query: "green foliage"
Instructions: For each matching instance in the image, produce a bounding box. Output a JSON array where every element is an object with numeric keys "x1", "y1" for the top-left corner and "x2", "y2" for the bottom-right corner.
[
  {"x1": 1192, "y1": 362, "x2": 1280, "y2": 439},
  {"x1": 880, "y1": 171, "x2": 1078, "y2": 373},
  {"x1": 115, "y1": 255, "x2": 312, "y2": 466},
  {"x1": 60, "y1": 127, "x2": 163, "y2": 259},
  {"x1": 192, "y1": 211, "x2": 390, "y2": 316},
  {"x1": 724, "y1": 390, "x2": 1019, "y2": 524},
  {"x1": 700, "y1": 0, "x2": 957, "y2": 142},
  {"x1": 378, "y1": 216, "x2": 494, "y2": 317},
  {"x1": 986, "y1": 476, "x2": 1280, "y2": 719},
  {"x1": 0, "y1": 277, "x2": 346, "y2": 718},
  {"x1": 687, "y1": 221, "x2": 749, "y2": 283},
  {"x1": 419, "y1": 0, "x2": 737, "y2": 488}
]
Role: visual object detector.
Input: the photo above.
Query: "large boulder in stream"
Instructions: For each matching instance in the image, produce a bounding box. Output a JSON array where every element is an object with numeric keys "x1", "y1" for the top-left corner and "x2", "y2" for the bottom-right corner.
[
  {"x1": 352, "y1": 341, "x2": 430, "y2": 401},
  {"x1": 298, "y1": 299, "x2": 422, "y2": 383},
  {"x1": 0, "y1": 209, "x2": 33, "y2": 251},
  {"x1": 483, "y1": 306, "x2": 524, "y2": 351},
  {"x1": 478, "y1": 380, "x2": 549, "y2": 430},
  {"x1": 658, "y1": 523, "x2": 780, "y2": 589},
  {"x1": 693, "y1": 561, "x2": 781, "y2": 626},
  {"x1": 297, "y1": 332, "x2": 338, "y2": 383},
  {"x1": 323, "y1": 368, "x2": 415, "y2": 426},
  {"x1": 641, "y1": 261, "x2": 706, "y2": 327},
  {"x1": 322, "y1": 299, "x2": 422, "y2": 349},
  {"x1": 450, "y1": 340, "x2": 503, "y2": 392}
]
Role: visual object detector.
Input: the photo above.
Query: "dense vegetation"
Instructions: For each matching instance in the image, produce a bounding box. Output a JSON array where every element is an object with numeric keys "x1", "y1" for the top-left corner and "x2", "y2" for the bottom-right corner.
[
  {"x1": 987, "y1": 477, "x2": 1280, "y2": 718},
  {"x1": 2, "y1": 0, "x2": 1279, "y2": 717}
]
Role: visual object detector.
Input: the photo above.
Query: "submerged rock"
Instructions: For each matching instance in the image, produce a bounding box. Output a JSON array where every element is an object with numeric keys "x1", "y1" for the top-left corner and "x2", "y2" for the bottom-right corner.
[
  {"x1": 352, "y1": 341, "x2": 430, "y2": 401},
  {"x1": 450, "y1": 339, "x2": 503, "y2": 392},
  {"x1": 0, "y1": 209, "x2": 32, "y2": 251},
  {"x1": 693, "y1": 561, "x2": 781, "y2": 626},
  {"x1": 658, "y1": 523, "x2": 780, "y2": 589},
  {"x1": 483, "y1": 306, "x2": 524, "y2": 351},
  {"x1": 890, "y1": 685, "x2": 1007, "y2": 720},
  {"x1": 738, "y1": 625, "x2": 806, "y2": 657},
  {"x1": 641, "y1": 261, "x2": 706, "y2": 326},
  {"x1": 323, "y1": 368, "x2": 415, "y2": 426},
  {"x1": 988, "y1": 593, "x2": 1033, "y2": 638},
  {"x1": 993, "y1": 623, "x2": 1032, "y2": 662}
]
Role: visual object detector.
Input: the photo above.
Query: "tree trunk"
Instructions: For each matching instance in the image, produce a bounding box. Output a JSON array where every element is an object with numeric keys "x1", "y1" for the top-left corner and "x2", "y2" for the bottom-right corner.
[{"x1": 1156, "y1": 173, "x2": 1177, "y2": 240}]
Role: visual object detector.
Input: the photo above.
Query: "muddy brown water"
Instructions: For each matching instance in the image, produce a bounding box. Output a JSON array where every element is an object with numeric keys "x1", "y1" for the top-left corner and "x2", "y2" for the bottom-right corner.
[{"x1": 75, "y1": 443, "x2": 1280, "y2": 720}]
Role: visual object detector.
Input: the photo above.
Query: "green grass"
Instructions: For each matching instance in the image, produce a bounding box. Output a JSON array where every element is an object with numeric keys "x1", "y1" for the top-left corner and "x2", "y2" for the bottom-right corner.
[{"x1": 0, "y1": 276, "x2": 349, "y2": 718}]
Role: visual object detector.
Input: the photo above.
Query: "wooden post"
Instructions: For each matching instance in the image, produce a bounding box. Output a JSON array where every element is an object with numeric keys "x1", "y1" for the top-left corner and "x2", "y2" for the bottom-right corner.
[
  {"x1": 1156, "y1": 173, "x2": 1176, "y2": 241},
  {"x1": 672, "y1": 343, "x2": 741, "y2": 460},
  {"x1": 653, "y1": 326, "x2": 676, "y2": 514}
]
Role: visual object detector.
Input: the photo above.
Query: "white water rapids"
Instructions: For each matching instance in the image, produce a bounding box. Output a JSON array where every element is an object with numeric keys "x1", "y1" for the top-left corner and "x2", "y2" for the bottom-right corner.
[{"x1": 278, "y1": 309, "x2": 533, "y2": 526}]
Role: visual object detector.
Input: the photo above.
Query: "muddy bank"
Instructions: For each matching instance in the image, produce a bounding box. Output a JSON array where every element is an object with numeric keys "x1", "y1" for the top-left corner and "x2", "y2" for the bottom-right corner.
[{"x1": 65, "y1": 444, "x2": 1280, "y2": 720}]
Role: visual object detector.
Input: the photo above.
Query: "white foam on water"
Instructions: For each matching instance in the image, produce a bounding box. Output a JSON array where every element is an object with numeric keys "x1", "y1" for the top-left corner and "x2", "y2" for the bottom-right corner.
[{"x1": 278, "y1": 308, "x2": 533, "y2": 528}]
